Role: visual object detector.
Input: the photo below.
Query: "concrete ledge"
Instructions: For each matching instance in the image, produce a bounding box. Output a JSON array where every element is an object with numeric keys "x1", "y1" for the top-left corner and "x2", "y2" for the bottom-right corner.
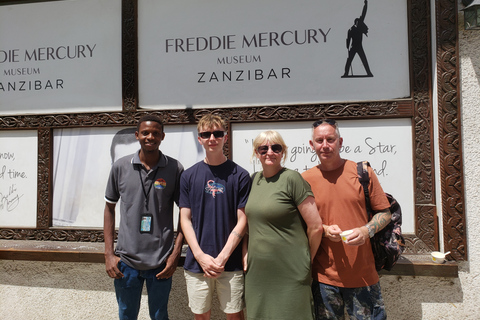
[
  {"x1": 379, "y1": 255, "x2": 458, "y2": 278},
  {"x1": 0, "y1": 239, "x2": 105, "y2": 263},
  {"x1": 0, "y1": 240, "x2": 458, "y2": 278}
]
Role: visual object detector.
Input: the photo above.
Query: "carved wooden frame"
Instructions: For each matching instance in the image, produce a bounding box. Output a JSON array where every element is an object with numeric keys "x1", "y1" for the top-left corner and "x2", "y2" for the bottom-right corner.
[
  {"x1": 0, "y1": 0, "x2": 466, "y2": 261},
  {"x1": 435, "y1": 0, "x2": 465, "y2": 260}
]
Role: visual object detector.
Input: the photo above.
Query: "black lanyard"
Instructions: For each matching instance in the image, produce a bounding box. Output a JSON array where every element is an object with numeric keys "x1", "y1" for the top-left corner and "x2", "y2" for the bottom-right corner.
[{"x1": 139, "y1": 166, "x2": 159, "y2": 212}]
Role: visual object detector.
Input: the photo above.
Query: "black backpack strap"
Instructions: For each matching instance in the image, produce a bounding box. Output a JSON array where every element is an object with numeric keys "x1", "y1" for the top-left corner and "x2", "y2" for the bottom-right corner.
[{"x1": 357, "y1": 161, "x2": 373, "y2": 218}]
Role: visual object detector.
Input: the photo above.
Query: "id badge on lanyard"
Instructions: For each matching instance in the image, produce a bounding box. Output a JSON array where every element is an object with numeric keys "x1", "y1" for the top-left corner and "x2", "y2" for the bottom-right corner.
[
  {"x1": 140, "y1": 213, "x2": 153, "y2": 233},
  {"x1": 139, "y1": 167, "x2": 159, "y2": 234}
]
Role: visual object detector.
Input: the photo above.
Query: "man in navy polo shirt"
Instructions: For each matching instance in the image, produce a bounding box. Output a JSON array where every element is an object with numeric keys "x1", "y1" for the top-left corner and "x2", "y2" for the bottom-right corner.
[{"x1": 104, "y1": 115, "x2": 184, "y2": 320}]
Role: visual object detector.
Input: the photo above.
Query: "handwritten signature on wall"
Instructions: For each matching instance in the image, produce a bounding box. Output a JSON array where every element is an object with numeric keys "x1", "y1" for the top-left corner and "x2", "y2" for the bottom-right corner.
[{"x1": 0, "y1": 163, "x2": 26, "y2": 213}]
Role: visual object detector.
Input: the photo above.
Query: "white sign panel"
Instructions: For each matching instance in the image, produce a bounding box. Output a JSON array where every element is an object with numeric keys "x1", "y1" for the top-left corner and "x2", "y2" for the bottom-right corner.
[
  {"x1": 52, "y1": 125, "x2": 204, "y2": 228},
  {"x1": 0, "y1": 0, "x2": 122, "y2": 115},
  {"x1": 231, "y1": 119, "x2": 415, "y2": 233},
  {"x1": 0, "y1": 131, "x2": 37, "y2": 228},
  {"x1": 138, "y1": 0, "x2": 410, "y2": 109}
]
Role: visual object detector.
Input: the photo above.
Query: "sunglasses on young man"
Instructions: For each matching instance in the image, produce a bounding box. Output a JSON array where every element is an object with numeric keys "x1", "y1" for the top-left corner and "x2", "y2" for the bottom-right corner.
[
  {"x1": 198, "y1": 131, "x2": 226, "y2": 139},
  {"x1": 312, "y1": 119, "x2": 337, "y2": 128},
  {"x1": 256, "y1": 144, "x2": 283, "y2": 155}
]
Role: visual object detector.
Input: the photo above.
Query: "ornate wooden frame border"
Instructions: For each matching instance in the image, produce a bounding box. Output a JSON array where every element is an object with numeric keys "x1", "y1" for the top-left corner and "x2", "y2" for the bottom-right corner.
[
  {"x1": 0, "y1": 0, "x2": 466, "y2": 261},
  {"x1": 435, "y1": 0, "x2": 465, "y2": 261}
]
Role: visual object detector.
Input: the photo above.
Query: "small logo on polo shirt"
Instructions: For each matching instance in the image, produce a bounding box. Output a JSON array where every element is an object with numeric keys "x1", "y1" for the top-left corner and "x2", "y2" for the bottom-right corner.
[{"x1": 155, "y1": 178, "x2": 166, "y2": 189}]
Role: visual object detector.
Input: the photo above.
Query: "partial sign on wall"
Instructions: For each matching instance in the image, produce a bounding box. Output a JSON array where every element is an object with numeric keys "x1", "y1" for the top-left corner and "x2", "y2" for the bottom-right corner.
[
  {"x1": 52, "y1": 125, "x2": 204, "y2": 228},
  {"x1": 231, "y1": 119, "x2": 415, "y2": 233},
  {"x1": 138, "y1": 0, "x2": 410, "y2": 109},
  {"x1": 0, "y1": 131, "x2": 37, "y2": 228},
  {"x1": 0, "y1": 0, "x2": 122, "y2": 115}
]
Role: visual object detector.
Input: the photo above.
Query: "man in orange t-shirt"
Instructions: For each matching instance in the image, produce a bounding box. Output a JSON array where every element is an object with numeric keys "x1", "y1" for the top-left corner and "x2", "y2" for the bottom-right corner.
[{"x1": 302, "y1": 119, "x2": 391, "y2": 320}]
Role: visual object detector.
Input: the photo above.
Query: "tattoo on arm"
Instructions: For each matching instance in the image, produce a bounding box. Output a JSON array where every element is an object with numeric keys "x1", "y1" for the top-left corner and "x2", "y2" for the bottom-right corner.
[
  {"x1": 232, "y1": 230, "x2": 243, "y2": 239},
  {"x1": 368, "y1": 210, "x2": 391, "y2": 234}
]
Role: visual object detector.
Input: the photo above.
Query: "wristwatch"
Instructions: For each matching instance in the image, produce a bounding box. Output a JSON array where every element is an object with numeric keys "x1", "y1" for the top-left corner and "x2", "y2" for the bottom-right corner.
[{"x1": 365, "y1": 224, "x2": 375, "y2": 238}]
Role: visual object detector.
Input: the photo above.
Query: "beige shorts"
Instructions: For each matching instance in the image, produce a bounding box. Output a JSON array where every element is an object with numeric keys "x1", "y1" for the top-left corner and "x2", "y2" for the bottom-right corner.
[{"x1": 184, "y1": 269, "x2": 245, "y2": 315}]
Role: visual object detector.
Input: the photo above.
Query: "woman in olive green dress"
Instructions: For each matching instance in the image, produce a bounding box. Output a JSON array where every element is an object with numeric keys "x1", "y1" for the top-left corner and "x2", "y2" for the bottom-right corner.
[{"x1": 243, "y1": 130, "x2": 323, "y2": 320}]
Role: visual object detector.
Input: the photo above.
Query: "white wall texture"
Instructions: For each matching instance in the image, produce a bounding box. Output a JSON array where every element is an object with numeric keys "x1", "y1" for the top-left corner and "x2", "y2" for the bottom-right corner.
[
  {"x1": 0, "y1": 261, "x2": 221, "y2": 320},
  {"x1": 1, "y1": 6, "x2": 480, "y2": 320}
]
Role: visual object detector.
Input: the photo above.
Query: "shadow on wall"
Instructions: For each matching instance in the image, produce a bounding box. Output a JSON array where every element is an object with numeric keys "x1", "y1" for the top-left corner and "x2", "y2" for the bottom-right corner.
[
  {"x1": 380, "y1": 274, "x2": 463, "y2": 320},
  {"x1": 460, "y1": 29, "x2": 480, "y2": 88},
  {"x1": 0, "y1": 260, "x2": 225, "y2": 320}
]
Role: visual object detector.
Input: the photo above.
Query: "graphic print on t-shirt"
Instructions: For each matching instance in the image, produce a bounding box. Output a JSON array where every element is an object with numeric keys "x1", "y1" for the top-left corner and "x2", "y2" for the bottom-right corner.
[{"x1": 205, "y1": 180, "x2": 224, "y2": 198}]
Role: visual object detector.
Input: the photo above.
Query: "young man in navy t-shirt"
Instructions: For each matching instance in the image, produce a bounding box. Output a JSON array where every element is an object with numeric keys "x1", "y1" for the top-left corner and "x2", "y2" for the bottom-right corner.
[{"x1": 179, "y1": 114, "x2": 251, "y2": 320}]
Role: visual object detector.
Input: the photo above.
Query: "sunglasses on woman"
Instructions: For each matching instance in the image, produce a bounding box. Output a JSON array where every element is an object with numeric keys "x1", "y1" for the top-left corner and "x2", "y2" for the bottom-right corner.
[
  {"x1": 198, "y1": 131, "x2": 226, "y2": 139},
  {"x1": 257, "y1": 144, "x2": 283, "y2": 155}
]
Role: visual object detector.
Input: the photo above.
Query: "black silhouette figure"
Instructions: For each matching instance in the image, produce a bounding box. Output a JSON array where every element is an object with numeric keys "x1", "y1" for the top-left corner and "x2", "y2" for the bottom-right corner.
[{"x1": 342, "y1": 0, "x2": 373, "y2": 78}]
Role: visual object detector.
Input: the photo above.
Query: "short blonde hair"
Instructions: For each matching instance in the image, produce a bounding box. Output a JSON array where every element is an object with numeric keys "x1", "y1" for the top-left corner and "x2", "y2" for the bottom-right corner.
[
  {"x1": 197, "y1": 114, "x2": 227, "y2": 132},
  {"x1": 252, "y1": 130, "x2": 288, "y2": 164}
]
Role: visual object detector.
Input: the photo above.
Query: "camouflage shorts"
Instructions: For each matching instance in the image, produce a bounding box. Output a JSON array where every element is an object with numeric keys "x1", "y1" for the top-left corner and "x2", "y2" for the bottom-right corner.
[{"x1": 312, "y1": 281, "x2": 386, "y2": 320}]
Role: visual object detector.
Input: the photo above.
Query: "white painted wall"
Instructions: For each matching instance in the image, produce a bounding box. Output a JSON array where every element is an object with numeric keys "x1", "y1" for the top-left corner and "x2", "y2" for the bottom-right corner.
[{"x1": 0, "y1": 261, "x2": 200, "y2": 319}]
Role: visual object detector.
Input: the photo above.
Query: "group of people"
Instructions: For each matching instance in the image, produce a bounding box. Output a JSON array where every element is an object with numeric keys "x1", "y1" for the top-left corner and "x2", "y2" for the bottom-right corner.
[{"x1": 104, "y1": 113, "x2": 392, "y2": 320}]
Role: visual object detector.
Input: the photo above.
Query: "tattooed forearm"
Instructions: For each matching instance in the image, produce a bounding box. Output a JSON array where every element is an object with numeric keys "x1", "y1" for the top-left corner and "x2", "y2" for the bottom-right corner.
[{"x1": 367, "y1": 209, "x2": 392, "y2": 234}]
